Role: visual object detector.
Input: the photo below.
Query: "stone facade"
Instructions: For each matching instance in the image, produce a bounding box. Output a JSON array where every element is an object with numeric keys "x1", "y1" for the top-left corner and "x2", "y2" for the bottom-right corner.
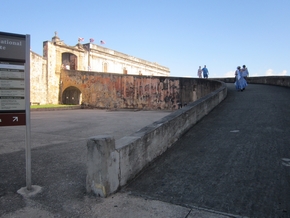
[
  {"x1": 30, "y1": 51, "x2": 47, "y2": 104},
  {"x1": 60, "y1": 70, "x2": 222, "y2": 110},
  {"x1": 86, "y1": 81, "x2": 227, "y2": 196},
  {"x1": 30, "y1": 33, "x2": 170, "y2": 105}
]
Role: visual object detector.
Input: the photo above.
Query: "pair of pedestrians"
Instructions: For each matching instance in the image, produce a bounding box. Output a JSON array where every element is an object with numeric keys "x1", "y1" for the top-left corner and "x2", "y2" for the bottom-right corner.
[
  {"x1": 235, "y1": 65, "x2": 249, "y2": 91},
  {"x1": 197, "y1": 65, "x2": 209, "y2": 78}
]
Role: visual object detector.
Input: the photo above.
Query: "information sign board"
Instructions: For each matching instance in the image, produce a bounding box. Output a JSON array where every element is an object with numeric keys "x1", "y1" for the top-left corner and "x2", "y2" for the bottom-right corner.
[
  {"x1": 0, "y1": 32, "x2": 26, "y2": 126},
  {"x1": 0, "y1": 31, "x2": 35, "y2": 192},
  {"x1": 0, "y1": 33, "x2": 26, "y2": 61}
]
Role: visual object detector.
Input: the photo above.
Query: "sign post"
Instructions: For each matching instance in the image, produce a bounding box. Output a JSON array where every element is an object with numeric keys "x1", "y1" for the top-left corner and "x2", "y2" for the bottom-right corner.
[
  {"x1": 0, "y1": 31, "x2": 41, "y2": 196},
  {"x1": 25, "y1": 34, "x2": 32, "y2": 190}
]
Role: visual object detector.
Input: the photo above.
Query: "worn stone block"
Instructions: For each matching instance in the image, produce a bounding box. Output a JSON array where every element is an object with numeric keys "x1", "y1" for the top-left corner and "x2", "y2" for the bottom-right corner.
[{"x1": 86, "y1": 135, "x2": 119, "y2": 197}]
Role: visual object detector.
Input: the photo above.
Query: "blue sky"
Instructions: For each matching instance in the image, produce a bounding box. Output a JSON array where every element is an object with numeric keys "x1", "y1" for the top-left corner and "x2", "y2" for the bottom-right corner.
[{"x1": 1, "y1": 0, "x2": 289, "y2": 78}]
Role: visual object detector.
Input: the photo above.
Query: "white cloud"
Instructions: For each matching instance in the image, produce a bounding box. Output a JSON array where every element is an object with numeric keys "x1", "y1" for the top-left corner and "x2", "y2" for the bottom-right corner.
[
  {"x1": 265, "y1": 69, "x2": 274, "y2": 76},
  {"x1": 251, "y1": 69, "x2": 288, "y2": 77},
  {"x1": 280, "y1": 70, "x2": 287, "y2": 76},
  {"x1": 222, "y1": 71, "x2": 235, "y2": 78},
  {"x1": 265, "y1": 69, "x2": 288, "y2": 76}
]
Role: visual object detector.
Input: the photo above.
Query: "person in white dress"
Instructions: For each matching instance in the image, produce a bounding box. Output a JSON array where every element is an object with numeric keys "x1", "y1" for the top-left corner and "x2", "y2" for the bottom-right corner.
[
  {"x1": 197, "y1": 66, "x2": 202, "y2": 78},
  {"x1": 241, "y1": 65, "x2": 249, "y2": 80},
  {"x1": 235, "y1": 66, "x2": 247, "y2": 91}
]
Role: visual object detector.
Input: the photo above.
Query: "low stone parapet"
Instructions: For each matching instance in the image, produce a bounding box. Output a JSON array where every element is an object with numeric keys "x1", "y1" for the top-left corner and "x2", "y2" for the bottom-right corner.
[
  {"x1": 86, "y1": 81, "x2": 227, "y2": 197},
  {"x1": 213, "y1": 76, "x2": 290, "y2": 88},
  {"x1": 86, "y1": 136, "x2": 119, "y2": 197},
  {"x1": 247, "y1": 76, "x2": 290, "y2": 87}
]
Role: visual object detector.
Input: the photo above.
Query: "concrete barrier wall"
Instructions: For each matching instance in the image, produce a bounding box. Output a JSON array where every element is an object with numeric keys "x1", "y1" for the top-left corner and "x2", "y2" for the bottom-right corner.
[
  {"x1": 212, "y1": 76, "x2": 290, "y2": 88},
  {"x1": 86, "y1": 80, "x2": 227, "y2": 197}
]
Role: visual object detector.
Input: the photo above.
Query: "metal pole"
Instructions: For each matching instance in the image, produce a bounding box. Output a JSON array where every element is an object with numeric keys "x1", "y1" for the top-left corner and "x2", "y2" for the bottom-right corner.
[{"x1": 25, "y1": 34, "x2": 31, "y2": 190}]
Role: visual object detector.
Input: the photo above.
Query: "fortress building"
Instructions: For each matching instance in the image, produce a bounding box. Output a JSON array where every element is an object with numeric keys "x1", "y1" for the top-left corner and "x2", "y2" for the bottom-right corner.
[{"x1": 30, "y1": 32, "x2": 170, "y2": 105}]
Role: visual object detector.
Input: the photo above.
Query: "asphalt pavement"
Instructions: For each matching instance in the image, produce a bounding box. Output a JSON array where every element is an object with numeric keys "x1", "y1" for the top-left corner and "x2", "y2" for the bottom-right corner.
[
  {"x1": 125, "y1": 83, "x2": 290, "y2": 218},
  {"x1": 0, "y1": 83, "x2": 289, "y2": 218}
]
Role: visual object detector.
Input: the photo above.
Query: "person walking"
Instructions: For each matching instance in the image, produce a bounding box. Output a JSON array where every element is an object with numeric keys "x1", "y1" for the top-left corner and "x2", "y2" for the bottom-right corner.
[
  {"x1": 197, "y1": 66, "x2": 202, "y2": 78},
  {"x1": 235, "y1": 66, "x2": 247, "y2": 91},
  {"x1": 241, "y1": 65, "x2": 249, "y2": 80},
  {"x1": 202, "y1": 65, "x2": 209, "y2": 78}
]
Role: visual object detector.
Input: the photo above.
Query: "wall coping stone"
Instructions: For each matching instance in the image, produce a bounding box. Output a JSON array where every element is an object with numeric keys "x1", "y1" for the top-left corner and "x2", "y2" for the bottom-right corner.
[{"x1": 86, "y1": 80, "x2": 227, "y2": 197}]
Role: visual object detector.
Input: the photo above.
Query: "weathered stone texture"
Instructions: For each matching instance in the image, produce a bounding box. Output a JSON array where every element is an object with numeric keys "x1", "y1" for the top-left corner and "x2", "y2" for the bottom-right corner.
[
  {"x1": 30, "y1": 35, "x2": 170, "y2": 105},
  {"x1": 60, "y1": 70, "x2": 222, "y2": 110},
  {"x1": 89, "y1": 44, "x2": 169, "y2": 76},
  {"x1": 86, "y1": 135, "x2": 119, "y2": 197},
  {"x1": 30, "y1": 51, "x2": 47, "y2": 104},
  {"x1": 45, "y1": 42, "x2": 59, "y2": 104},
  {"x1": 86, "y1": 81, "x2": 227, "y2": 196}
]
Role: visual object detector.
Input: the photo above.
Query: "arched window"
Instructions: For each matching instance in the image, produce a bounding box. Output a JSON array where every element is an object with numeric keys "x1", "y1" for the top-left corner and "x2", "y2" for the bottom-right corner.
[
  {"x1": 62, "y1": 53, "x2": 77, "y2": 70},
  {"x1": 103, "y1": 62, "x2": 108, "y2": 72},
  {"x1": 123, "y1": 67, "x2": 128, "y2": 74}
]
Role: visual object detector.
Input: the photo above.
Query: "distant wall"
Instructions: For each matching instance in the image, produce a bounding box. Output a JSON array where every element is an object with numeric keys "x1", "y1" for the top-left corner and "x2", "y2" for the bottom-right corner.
[
  {"x1": 61, "y1": 70, "x2": 223, "y2": 110},
  {"x1": 88, "y1": 43, "x2": 170, "y2": 76},
  {"x1": 213, "y1": 76, "x2": 290, "y2": 88},
  {"x1": 86, "y1": 81, "x2": 227, "y2": 197},
  {"x1": 30, "y1": 51, "x2": 48, "y2": 104}
]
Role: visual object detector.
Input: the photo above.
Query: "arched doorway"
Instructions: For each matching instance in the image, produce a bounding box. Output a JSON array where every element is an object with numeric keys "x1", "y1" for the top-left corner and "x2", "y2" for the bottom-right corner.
[
  {"x1": 62, "y1": 53, "x2": 77, "y2": 70},
  {"x1": 62, "y1": 86, "x2": 81, "y2": 105}
]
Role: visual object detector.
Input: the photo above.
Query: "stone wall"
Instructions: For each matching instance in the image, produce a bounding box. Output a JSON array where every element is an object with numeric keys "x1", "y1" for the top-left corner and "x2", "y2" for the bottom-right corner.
[
  {"x1": 88, "y1": 44, "x2": 169, "y2": 76},
  {"x1": 43, "y1": 41, "x2": 59, "y2": 104},
  {"x1": 30, "y1": 51, "x2": 47, "y2": 104},
  {"x1": 86, "y1": 80, "x2": 228, "y2": 197},
  {"x1": 60, "y1": 70, "x2": 222, "y2": 110},
  {"x1": 212, "y1": 76, "x2": 290, "y2": 88},
  {"x1": 29, "y1": 34, "x2": 170, "y2": 105}
]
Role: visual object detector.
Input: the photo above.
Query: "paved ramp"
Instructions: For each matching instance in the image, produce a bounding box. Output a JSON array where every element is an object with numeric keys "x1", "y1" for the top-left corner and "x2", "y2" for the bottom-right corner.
[
  {"x1": 125, "y1": 84, "x2": 290, "y2": 218},
  {"x1": 0, "y1": 84, "x2": 289, "y2": 217},
  {"x1": 0, "y1": 109, "x2": 171, "y2": 217}
]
